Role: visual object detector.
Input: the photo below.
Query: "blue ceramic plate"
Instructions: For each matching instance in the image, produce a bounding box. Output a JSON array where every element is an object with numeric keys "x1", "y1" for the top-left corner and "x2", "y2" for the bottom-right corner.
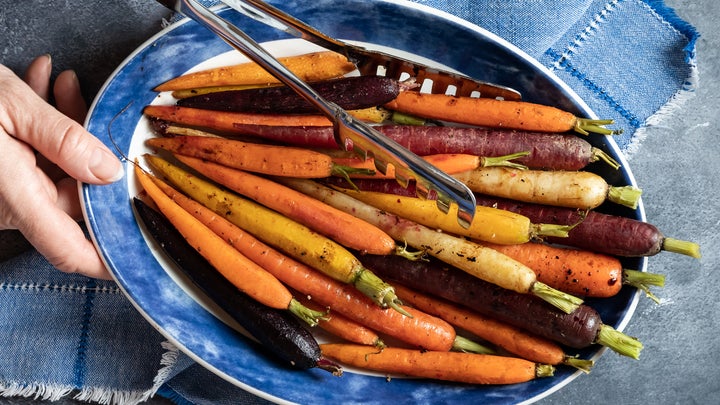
[{"x1": 82, "y1": 1, "x2": 646, "y2": 404}]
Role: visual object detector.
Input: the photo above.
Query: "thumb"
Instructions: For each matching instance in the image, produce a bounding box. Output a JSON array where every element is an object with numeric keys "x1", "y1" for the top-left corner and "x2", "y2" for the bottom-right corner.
[{"x1": 2, "y1": 77, "x2": 124, "y2": 184}]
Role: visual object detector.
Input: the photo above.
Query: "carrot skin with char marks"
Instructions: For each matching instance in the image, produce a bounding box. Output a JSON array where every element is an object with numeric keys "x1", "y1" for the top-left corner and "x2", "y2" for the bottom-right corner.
[
  {"x1": 177, "y1": 76, "x2": 401, "y2": 114},
  {"x1": 218, "y1": 124, "x2": 615, "y2": 171},
  {"x1": 320, "y1": 344, "x2": 553, "y2": 385},
  {"x1": 474, "y1": 195, "x2": 700, "y2": 258},
  {"x1": 392, "y1": 284, "x2": 570, "y2": 366},
  {"x1": 359, "y1": 253, "x2": 643, "y2": 359},
  {"x1": 154, "y1": 51, "x2": 356, "y2": 91}
]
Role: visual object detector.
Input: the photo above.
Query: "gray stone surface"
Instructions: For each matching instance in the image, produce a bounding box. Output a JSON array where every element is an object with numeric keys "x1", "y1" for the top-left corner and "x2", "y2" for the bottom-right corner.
[{"x1": 0, "y1": 0, "x2": 717, "y2": 404}]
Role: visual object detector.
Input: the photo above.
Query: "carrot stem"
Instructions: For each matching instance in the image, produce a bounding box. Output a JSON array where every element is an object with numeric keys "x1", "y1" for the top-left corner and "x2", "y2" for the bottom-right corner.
[
  {"x1": 530, "y1": 282, "x2": 585, "y2": 314},
  {"x1": 595, "y1": 325, "x2": 643, "y2": 359},
  {"x1": 662, "y1": 237, "x2": 702, "y2": 258},
  {"x1": 451, "y1": 335, "x2": 495, "y2": 355},
  {"x1": 574, "y1": 118, "x2": 623, "y2": 136},
  {"x1": 563, "y1": 356, "x2": 595, "y2": 374},
  {"x1": 479, "y1": 151, "x2": 529, "y2": 170},
  {"x1": 622, "y1": 270, "x2": 666, "y2": 304},
  {"x1": 288, "y1": 298, "x2": 329, "y2": 327},
  {"x1": 592, "y1": 147, "x2": 621, "y2": 170},
  {"x1": 607, "y1": 185, "x2": 643, "y2": 209},
  {"x1": 532, "y1": 223, "x2": 573, "y2": 238},
  {"x1": 354, "y1": 270, "x2": 412, "y2": 318}
]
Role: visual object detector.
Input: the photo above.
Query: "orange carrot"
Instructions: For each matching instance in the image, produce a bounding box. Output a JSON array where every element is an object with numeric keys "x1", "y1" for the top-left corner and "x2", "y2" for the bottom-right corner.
[
  {"x1": 154, "y1": 51, "x2": 356, "y2": 92},
  {"x1": 393, "y1": 284, "x2": 593, "y2": 372},
  {"x1": 148, "y1": 174, "x2": 458, "y2": 351},
  {"x1": 143, "y1": 105, "x2": 387, "y2": 134},
  {"x1": 144, "y1": 105, "x2": 332, "y2": 129},
  {"x1": 385, "y1": 91, "x2": 620, "y2": 135},
  {"x1": 480, "y1": 241, "x2": 665, "y2": 299},
  {"x1": 320, "y1": 344, "x2": 554, "y2": 385},
  {"x1": 146, "y1": 135, "x2": 366, "y2": 178},
  {"x1": 332, "y1": 151, "x2": 530, "y2": 179},
  {"x1": 175, "y1": 154, "x2": 397, "y2": 255},
  {"x1": 295, "y1": 294, "x2": 384, "y2": 347},
  {"x1": 133, "y1": 164, "x2": 323, "y2": 325}
]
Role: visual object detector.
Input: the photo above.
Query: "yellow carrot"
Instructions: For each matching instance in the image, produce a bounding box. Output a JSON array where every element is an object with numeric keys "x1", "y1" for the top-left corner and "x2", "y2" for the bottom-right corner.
[{"x1": 339, "y1": 188, "x2": 569, "y2": 244}]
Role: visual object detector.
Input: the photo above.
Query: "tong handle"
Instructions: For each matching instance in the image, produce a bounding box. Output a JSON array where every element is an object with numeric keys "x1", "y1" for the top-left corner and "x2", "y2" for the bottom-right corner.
[{"x1": 222, "y1": 0, "x2": 353, "y2": 57}]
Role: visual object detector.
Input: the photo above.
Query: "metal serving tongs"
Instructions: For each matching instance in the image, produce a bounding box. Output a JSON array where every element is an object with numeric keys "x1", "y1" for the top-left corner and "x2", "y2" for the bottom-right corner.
[{"x1": 156, "y1": 0, "x2": 480, "y2": 227}]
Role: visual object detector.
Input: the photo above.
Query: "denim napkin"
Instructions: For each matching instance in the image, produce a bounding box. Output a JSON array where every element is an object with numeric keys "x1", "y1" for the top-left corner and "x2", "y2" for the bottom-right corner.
[{"x1": 0, "y1": 1, "x2": 698, "y2": 404}]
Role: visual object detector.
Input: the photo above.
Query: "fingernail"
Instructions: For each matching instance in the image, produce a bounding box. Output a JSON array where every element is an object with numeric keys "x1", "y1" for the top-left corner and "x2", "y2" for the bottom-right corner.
[{"x1": 89, "y1": 147, "x2": 125, "y2": 182}]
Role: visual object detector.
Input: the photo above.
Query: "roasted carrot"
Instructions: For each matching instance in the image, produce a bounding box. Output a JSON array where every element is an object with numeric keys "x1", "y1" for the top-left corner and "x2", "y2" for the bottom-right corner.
[
  {"x1": 332, "y1": 151, "x2": 528, "y2": 179},
  {"x1": 337, "y1": 188, "x2": 570, "y2": 245},
  {"x1": 385, "y1": 91, "x2": 621, "y2": 135},
  {"x1": 145, "y1": 135, "x2": 371, "y2": 179},
  {"x1": 474, "y1": 195, "x2": 701, "y2": 258},
  {"x1": 133, "y1": 164, "x2": 324, "y2": 326},
  {"x1": 374, "y1": 125, "x2": 620, "y2": 170},
  {"x1": 279, "y1": 178, "x2": 584, "y2": 314},
  {"x1": 454, "y1": 166, "x2": 642, "y2": 210},
  {"x1": 171, "y1": 83, "x2": 275, "y2": 99},
  {"x1": 363, "y1": 255, "x2": 643, "y2": 359},
  {"x1": 154, "y1": 51, "x2": 356, "y2": 91},
  {"x1": 481, "y1": 241, "x2": 665, "y2": 300},
  {"x1": 176, "y1": 76, "x2": 401, "y2": 115},
  {"x1": 143, "y1": 105, "x2": 387, "y2": 134},
  {"x1": 144, "y1": 105, "x2": 332, "y2": 130},
  {"x1": 295, "y1": 294, "x2": 384, "y2": 348},
  {"x1": 144, "y1": 155, "x2": 405, "y2": 314},
  {"x1": 210, "y1": 124, "x2": 620, "y2": 170},
  {"x1": 361, "y1": 253, "x2": 643, "y2": 359},
  {"x1": 392, "y1": 284, "x2": 593, "y2": 372},
  {"x1": 320, "y1": 344, "x2": 554, "y2": 385},
  {"x1": 174, "y1": 154, "x2": 397, "y2": 255}
]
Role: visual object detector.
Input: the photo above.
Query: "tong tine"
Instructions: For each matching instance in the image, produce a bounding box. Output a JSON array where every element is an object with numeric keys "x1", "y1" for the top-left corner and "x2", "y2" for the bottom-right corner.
[
  {"x1": 157, "y1": 0, "x2": 477, "y2": 227},
  {"x1": 224, "y1": 0, "x2": 521, "y2": 100}
]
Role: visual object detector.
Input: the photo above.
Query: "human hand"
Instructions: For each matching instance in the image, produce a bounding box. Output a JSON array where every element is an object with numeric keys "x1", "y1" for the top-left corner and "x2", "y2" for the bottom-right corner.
[{"x1": 0, "y1": 55, "x2": 124, "y2": 279}]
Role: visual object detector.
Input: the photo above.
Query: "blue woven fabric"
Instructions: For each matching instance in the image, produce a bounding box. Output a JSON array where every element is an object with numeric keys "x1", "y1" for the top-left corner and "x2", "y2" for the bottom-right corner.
[{"x1": 0, "y1": 1, "x2": 698, "y2": 404}]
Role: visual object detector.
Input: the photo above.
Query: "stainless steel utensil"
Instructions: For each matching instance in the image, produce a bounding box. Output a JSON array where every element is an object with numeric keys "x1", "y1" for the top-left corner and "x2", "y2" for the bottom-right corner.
[
  {"x1": 155, "y1": 0, "x2": 478, "y2": 227},
  {"x1": 222, "y1": 0, "x2": 522, "y2": 100}
]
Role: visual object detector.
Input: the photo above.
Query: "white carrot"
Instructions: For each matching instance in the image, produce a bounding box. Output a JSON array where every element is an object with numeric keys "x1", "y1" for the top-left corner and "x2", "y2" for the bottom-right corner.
[{"x1": 453, "y1": 167, "x2": 642, "y2": 210}]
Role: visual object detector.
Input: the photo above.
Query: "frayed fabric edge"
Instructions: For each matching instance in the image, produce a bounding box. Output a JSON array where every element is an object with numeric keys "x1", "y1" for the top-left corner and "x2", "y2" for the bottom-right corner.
[
  {"x1": 624, "y1": 61, "x2": 699, "y2": 160},
  {"x1": 0, "y1": 382, "x2": 74, "y2": 402},
  {"x1": 0, "y1": 341, "x2": 182, "y2": 405}
]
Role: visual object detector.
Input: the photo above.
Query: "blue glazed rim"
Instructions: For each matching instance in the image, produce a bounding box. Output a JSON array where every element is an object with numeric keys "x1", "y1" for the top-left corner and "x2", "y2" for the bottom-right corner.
[{"x1": 81, "y1": 1, "x2": 646, "y2": 404}]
